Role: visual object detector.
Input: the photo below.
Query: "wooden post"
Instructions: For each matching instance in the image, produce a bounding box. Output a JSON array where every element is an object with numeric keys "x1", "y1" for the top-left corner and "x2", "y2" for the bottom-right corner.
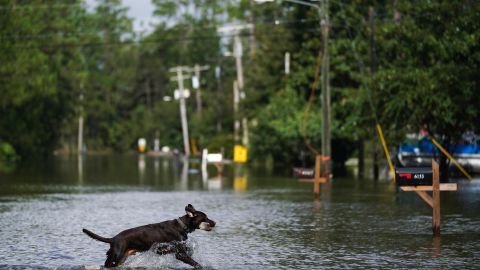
[
  {"x1": 313, "y1": 155, "x2": 321, "y2": 196},
  {"x1": 432, "y1": 159, "x2": 441, "y2": 236},
  {"x1": 399, "y1": 159, "x2": 457, "y2": 236},
  {"x1": 298, "y1": 155, "x2": 328, "y2": 197}
]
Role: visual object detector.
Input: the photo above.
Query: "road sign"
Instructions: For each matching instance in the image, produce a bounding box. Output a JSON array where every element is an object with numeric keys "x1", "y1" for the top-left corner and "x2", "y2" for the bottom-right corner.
[
  {"x1": 192, "y1": 76, "x2": 200, "y2": 89},
  {"x1": 234, "y1": 144, "x2": 248, "y2": 163}
]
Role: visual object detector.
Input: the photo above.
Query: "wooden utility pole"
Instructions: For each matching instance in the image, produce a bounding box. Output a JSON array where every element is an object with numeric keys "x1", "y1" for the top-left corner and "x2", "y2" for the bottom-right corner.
[
  {"x1": 192, "y1": 64, "x2": 210, "y2": 113},
  {"x1": 242, "y1": 118, "x2": 249, "y2": 146},
  {"x1": 320, "y1": 0, "x2": 331, "y2": 163},
  {"x1": 218, "y1": 24, "x2": 252, "y2": 146},
  {"x1": 233, "y1": 80, "x2": 240, "y2": 143},
  {"x1": 215, "y1": 65, "x2": 223, "y2": 133},
  {"x1": 369, "y1": 6, "x2": 379, "y2": 180},
  {"x1": 169, "y1": 66, "x2": 191, "y2": 156},
  {"x1": 234, "y1": 34, "x2": 244, "y2": 90}
]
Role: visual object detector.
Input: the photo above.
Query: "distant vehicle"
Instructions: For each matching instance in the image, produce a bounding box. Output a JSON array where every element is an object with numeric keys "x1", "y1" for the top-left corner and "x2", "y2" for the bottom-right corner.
[{"x1": 396, "y1": 132, "x2": 480, "y2": 173}]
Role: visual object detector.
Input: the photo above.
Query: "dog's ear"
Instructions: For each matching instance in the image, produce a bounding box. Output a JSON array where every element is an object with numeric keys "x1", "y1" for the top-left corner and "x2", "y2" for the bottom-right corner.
[{"x1": 185, "y1": 204, "x2": 196, "y2": 217}]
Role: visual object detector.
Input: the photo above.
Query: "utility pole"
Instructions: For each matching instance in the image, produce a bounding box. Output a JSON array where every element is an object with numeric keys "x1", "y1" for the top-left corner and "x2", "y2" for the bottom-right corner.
[
  {"x1": 215, "y1": 65, "x2": 223, "y2": 133},
  {"x1": 233, "y1": 80, "x2": 240, "y2": 142},
  {"x1": 170, "y1": 66, "x2": 191, "y2": 157},
  {"x1": 320, "y1": 0, "x2": 331, "y2": 161},
  {"x1": 218, "y1": 24, "x2": 252, "y2": 146},
  {"x1": 234, "y1": 34, "x2": 245, "y2": 92},
  {"x1": 192, "y1": 64, "x2": 210, "y2": 113},
  {"x1": 369, "y1": 6, "x2": 379, "y2": 180}
]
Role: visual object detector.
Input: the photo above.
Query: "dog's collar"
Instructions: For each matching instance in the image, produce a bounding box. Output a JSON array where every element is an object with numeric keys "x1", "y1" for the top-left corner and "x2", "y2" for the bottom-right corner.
[{"x1": 176, "y1": 218, "x2": 188, "y2": 231}]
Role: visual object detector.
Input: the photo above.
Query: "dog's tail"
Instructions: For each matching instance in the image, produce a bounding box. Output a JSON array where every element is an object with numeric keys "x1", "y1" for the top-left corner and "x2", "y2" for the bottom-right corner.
[{"x1": 82, "y1": 228, "x2": 112, "y2": 243}]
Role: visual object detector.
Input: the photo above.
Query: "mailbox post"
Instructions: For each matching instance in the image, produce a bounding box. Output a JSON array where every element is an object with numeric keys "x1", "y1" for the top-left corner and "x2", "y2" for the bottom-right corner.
[
  {"x1": 396, "y1": 159, "x2": 457, "y2": 236},
  {"x1": 294, "y1": 155, "x2": 330, "y2": 197}
]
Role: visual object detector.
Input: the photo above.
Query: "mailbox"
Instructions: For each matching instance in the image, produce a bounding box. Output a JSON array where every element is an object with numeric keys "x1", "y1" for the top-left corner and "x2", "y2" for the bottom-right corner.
[
  {"x1": 293, "y1": 168, "x2": 315, "y2": 179},
  {"x1": 395, "y1": 167, "x2": 433, "y2": 186}
]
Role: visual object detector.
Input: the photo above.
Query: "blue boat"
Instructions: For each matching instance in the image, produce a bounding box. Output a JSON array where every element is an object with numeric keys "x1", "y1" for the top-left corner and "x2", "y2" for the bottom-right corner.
[{"x1": 396, "y1": 133, "x2": 480, "y2": 173}]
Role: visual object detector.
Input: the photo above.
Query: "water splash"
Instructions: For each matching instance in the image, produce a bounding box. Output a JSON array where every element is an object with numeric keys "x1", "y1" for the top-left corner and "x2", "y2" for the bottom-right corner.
[{"x1": 122, "y1": 239, "x2": 209, "y2": 269}]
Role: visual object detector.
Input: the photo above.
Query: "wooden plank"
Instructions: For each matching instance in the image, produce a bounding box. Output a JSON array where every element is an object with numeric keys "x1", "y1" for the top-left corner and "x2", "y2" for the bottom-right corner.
[
  {"x1": 400, "y1": 183, "x2": 457, "y2": 191},
  {"x1": 414, "y1": 190, "x2": 433, "y2": 208},
  {"x1": 432, "y1": 159, "x2": 441, "y2": 236}
]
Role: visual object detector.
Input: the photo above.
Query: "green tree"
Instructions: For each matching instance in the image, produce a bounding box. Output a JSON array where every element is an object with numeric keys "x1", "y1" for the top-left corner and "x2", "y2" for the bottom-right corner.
[
  {"x1": 82, "y1": 0, "x2": 138, "y2": 151},
  {"x1": 370, "y1": 0, "x2": 480, "y2": 176},
  {"x1": 0, "y1": 0, "x2": 88, "y2": 159}
]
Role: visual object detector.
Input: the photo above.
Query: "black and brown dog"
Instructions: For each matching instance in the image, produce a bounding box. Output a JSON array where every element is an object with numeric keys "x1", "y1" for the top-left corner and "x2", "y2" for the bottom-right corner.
[{"x1": 82, "y1": 204, "x2": 216, "y2": 268}]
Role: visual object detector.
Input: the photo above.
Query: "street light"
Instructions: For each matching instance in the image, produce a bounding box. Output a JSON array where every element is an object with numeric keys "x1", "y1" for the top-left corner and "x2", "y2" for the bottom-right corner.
[{"x1": 254, "y1": 0, "x2": 331, "y2": 159}]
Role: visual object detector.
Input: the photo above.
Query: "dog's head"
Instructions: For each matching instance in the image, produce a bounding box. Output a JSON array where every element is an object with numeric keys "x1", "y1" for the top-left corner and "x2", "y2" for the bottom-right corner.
[{"x1": 185, "y1": 204, "x2": 216, "y2": 231}]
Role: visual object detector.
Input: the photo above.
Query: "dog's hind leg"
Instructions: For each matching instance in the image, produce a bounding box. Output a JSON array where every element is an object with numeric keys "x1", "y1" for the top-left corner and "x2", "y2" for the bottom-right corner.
[
  {"x1": 104, "y1": 248, "x2": 115, "y2": 267},
  {"x1": 104, "y1": 240, "x2": 128, "y2": 268}
]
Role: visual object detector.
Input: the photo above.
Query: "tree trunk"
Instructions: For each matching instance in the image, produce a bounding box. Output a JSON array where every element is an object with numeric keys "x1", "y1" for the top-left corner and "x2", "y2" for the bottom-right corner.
[{"x1": 358, "y1": 139, "x2": 365, "y2": 179}]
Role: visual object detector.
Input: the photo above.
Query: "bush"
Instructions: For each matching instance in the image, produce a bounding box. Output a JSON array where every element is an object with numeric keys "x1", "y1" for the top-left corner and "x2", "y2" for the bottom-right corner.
[{"x1": 0, "y1": 142, "x2": 20, "y2": 173}]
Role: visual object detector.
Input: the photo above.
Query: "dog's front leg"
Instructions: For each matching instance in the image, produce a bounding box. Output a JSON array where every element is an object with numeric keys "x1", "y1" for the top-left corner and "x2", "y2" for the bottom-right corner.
[{"x1": 175, "y1": 251, "x2": 201, "y2": 269}]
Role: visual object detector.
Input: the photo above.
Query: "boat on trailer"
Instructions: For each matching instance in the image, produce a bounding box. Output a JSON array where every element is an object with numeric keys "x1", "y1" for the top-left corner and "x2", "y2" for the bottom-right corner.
[{"x1": 396, "y1": 133, "x2": 480, "y2": 174}]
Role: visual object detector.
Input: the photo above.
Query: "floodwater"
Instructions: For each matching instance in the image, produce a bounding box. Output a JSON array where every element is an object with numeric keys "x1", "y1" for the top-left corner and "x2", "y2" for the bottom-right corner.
[{"x1": 0, "y1": 154, "x2": 479, "y2": 269}]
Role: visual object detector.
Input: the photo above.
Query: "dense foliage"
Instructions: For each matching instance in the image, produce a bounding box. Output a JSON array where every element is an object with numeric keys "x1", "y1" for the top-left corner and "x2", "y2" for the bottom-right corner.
[{"x1": 1, "y1": 0, "x2": 479, "y2": 173}]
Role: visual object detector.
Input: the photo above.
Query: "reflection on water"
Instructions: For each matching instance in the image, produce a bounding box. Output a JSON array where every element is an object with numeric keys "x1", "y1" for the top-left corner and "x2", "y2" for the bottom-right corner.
[
  {"x1": 77, "y1": 154, "x2": 84, "y2": 185},
  {"x1": 0, "y1": 154, "x2": 480, "y2": 269}
]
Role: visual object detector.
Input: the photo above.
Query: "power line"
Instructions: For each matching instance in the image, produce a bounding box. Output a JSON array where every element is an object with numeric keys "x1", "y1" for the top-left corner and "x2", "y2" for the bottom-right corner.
[
  {"x1": 0, "y1": 3, "x2": 84, "y2": 10},
  {"x1": 0, "y1": 25, "x2": 328, "y2": 51},
  {"x1": 0, "y1": 17, "x2": 324, "y2": 41}
]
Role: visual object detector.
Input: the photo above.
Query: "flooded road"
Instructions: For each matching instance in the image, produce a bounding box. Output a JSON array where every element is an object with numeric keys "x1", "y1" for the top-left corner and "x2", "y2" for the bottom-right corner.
[{"x1": 1, "y1": 154, "x2": 479, "y2": 269}]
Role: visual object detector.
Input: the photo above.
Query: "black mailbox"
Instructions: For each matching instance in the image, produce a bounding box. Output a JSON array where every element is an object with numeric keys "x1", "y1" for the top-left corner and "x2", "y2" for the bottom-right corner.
[
  {"x1": 293, "y1": 168, "x2": 315, "y2": 179},
  {"x1": 395, "y1": 167, "x2": 433, "y2": 186}
]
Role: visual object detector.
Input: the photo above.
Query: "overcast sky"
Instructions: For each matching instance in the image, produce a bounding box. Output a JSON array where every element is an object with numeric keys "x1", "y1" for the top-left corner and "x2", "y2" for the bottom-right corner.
[{"x1": 86, "y1": 0, "x2": 157, "y2": 33}]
